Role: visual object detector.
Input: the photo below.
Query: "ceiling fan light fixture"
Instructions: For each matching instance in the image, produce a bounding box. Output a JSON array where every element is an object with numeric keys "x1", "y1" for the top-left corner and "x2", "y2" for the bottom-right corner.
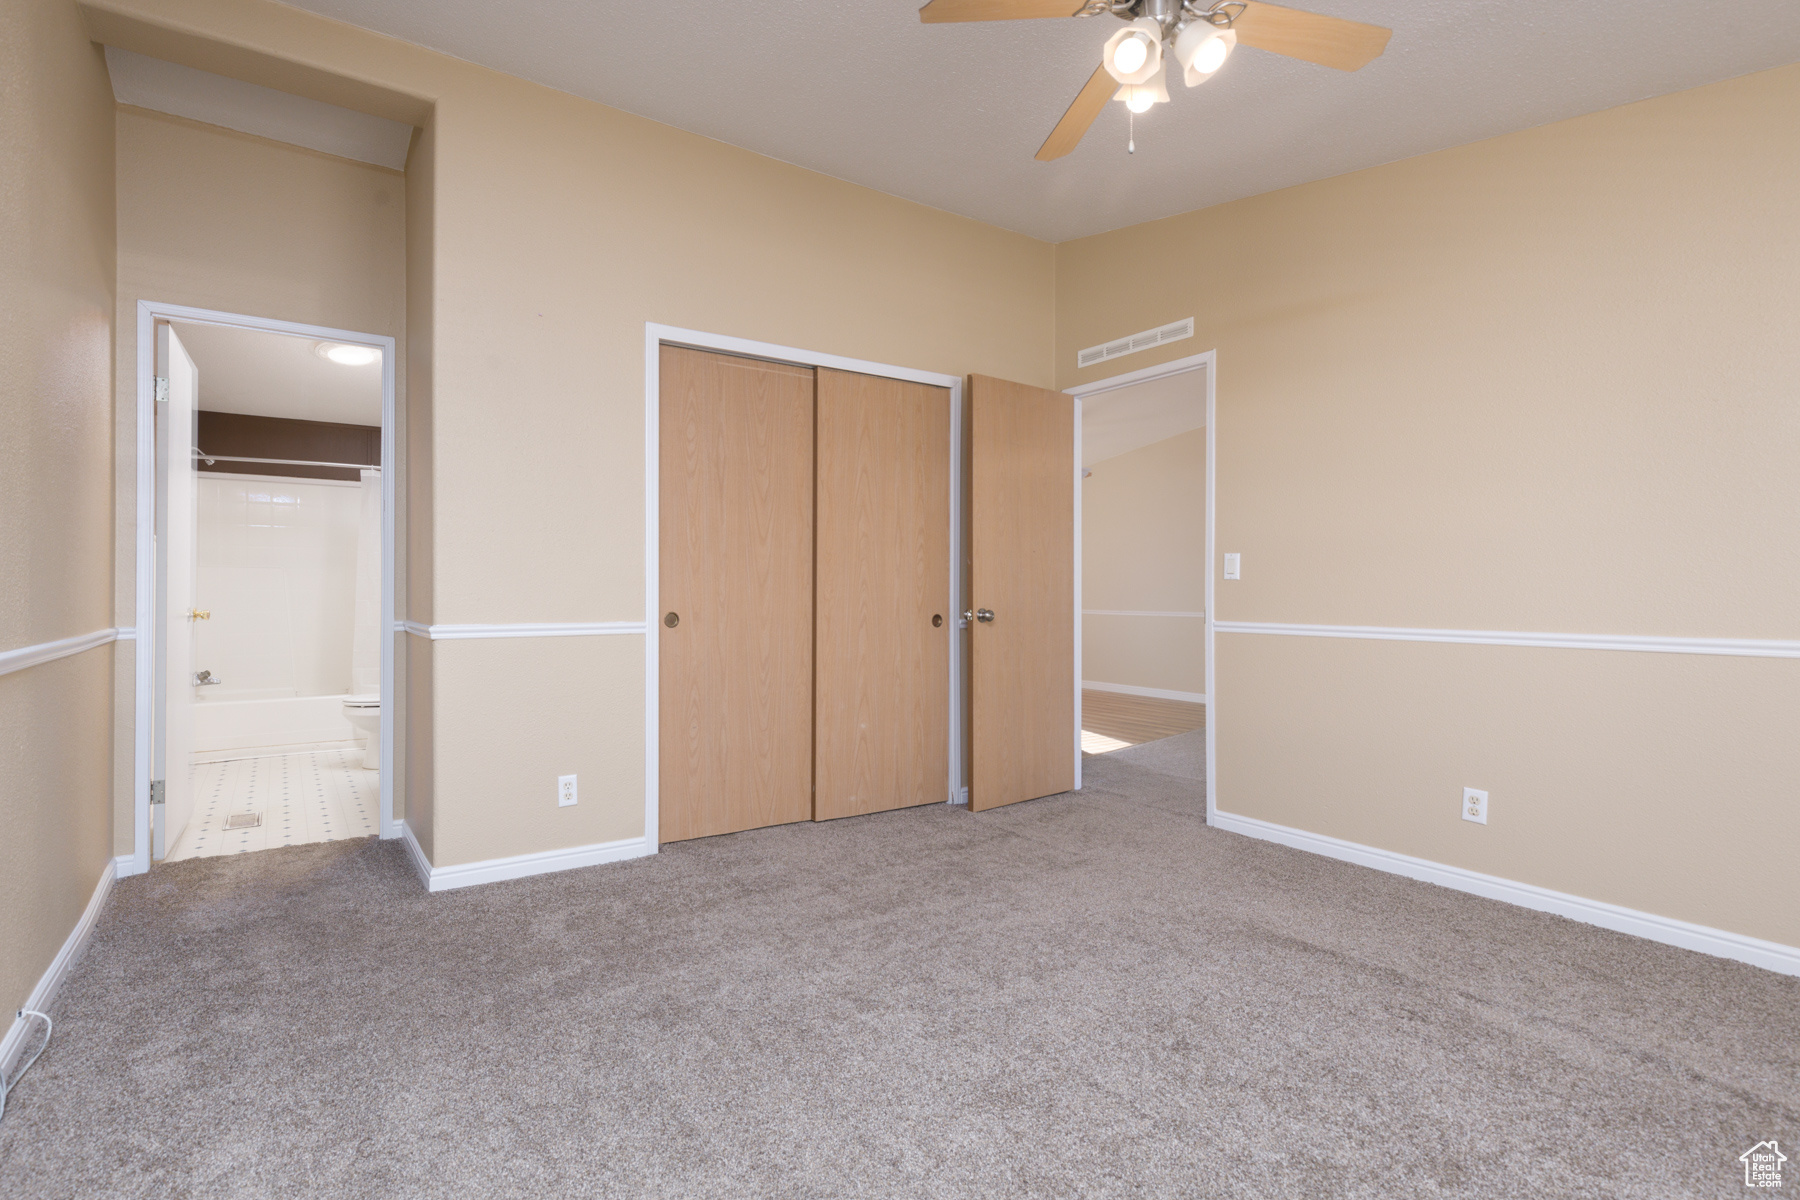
[
  {"x1": 1103, "y1": 18, "x2": 1164, "y2": 86},
  {"x1": 1174, "y1": 23, "x2": 1236, "y2": 86}
]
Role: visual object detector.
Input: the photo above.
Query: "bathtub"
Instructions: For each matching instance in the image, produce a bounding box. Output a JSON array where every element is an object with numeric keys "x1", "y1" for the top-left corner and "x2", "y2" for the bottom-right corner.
[{"x1": 193, "y1": 692, "x2": 361, "y2": 758}]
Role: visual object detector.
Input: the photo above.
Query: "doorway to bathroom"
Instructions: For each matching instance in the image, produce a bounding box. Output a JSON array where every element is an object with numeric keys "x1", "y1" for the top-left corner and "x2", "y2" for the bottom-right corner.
[{"x1": 133, "y1": 303, "x2": 397, "y2": 870}]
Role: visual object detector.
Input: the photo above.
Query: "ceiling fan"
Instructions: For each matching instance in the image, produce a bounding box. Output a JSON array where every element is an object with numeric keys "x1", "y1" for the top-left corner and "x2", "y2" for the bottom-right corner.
[{"x1": 918, "y1": 0, "x2": 1393, "y2": 159}]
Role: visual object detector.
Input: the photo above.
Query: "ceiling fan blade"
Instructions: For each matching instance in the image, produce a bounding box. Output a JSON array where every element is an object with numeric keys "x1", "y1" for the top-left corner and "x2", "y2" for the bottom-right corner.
[
  {"x1": 919, "y1": 0, "x2": 1085, "y2": 23},
  {"x1": 1231, "y1": 1, "x2": 1392, "y2": 71},
  {"x1": 1036, "y1": 63, "x2": 1115, "y2": 162}
]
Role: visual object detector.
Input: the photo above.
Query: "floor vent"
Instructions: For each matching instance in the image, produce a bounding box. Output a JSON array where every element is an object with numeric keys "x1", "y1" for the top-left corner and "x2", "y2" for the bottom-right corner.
[
  {"x1": 224, "y1": 812, "x2": 262, "y2": 830},
  {"x1": 1077, "y1": 318, "x2": 1194, "y2": 369}
]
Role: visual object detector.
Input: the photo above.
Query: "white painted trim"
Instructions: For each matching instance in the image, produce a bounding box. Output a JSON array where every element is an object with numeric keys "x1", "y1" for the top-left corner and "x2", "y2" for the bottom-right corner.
[
  {"x1": 1213, "y1": 810, "x2": 1800, "y2": 978},
  {"x1": 0, "y1": 856, "x2": 116, "y2": 1075},
  {"x1": 645, "y1": 323, "x2": 967, "y2": 846},
  {"x1": 398, "y1": 621, "x2": 646, "y2": 640},
  {"x1": 115, "y1": 628, "x2": 136, "y2": 640},
  {"x1": 1082, "y1": 680, "x2": 1207, "y2": 704},
  {"x1": 399, "y1": 820, "x2": 432, "y2": 886},
  {"x1": 1073, "y1": 388, "x2": 1083, "y2": 791},
  {"x1": 1067, "y1": 349, "x2": 1217, "y2": 824},
  {"x1": 1082, "y1": 609, "x2": 1205, "y2": 619},
  {"x1": 1213, "y1": 620, "x2": 1800, "y2": 659},
  {"x1": 133, "y1": 301, "x2": 398, "y2": 872},
  {"x1": 402, "y1": 820, "x2": 653, "y2": 893},
  {"x1": 649, "y1": 324, "x2": 962, "y2": 391},
  {"x1": 0, "y1": 628, "x2": 123, "y2": 676}
]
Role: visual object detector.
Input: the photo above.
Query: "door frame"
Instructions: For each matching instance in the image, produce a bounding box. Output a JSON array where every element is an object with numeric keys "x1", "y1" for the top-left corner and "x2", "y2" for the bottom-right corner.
[
  {"x1": 643, "y1": 324, "x2": 966, "y2": 848},
  {"x1": 128, "y1": 300, "x2": 399, "y2": 874},
  {"x1": 1065, "y1": 348, "x2": 1217, "y2": 824}
]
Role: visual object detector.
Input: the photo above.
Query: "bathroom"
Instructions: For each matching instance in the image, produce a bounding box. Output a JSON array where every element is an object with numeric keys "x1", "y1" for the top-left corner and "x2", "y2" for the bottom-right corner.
[{"x1": 160, "y1": 319, "x2": 385, "y2": 860}]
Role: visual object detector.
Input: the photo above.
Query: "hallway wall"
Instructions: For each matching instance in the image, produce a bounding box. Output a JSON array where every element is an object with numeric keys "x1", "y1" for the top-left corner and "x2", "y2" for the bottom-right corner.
[{"x1": 0, "y1": 0, "x2": 119, "y2": 1028}]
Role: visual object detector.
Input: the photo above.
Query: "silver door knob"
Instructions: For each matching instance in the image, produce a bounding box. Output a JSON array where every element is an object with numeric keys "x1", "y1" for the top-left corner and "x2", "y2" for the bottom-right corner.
[{"x1": 974, "y1": 608, "x2": 995, "y2": 623}]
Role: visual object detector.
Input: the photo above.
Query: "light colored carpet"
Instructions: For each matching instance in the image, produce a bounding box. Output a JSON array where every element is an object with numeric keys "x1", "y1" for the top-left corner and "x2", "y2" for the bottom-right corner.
[
  {"x1": 1095, "y1": 727, "x2": 1206, "y2": 782},
  {"x1": 1, "y1": 745, "x2": 1794, "y2": 1198}
]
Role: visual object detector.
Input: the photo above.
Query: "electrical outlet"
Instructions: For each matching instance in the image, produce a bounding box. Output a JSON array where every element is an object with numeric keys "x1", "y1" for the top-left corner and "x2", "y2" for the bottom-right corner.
[
  {"x1": 558, "y1": 774, "x2": 578, "y2": 808},
  {"x1": 1462, "y1": 787, "x2": 1487, "y2": 825},
  {"x1": 1223, "y1": 553, "x2": 1240, "y2": 580}
]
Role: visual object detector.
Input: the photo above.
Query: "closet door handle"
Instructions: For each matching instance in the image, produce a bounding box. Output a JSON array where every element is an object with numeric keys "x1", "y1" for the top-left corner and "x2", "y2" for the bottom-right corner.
[{"x1": 664, "y1": 612, "x2": 680, "y2": 628}]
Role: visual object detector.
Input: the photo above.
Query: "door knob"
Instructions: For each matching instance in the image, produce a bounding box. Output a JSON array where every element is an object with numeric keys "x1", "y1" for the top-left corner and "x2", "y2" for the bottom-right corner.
[
  {"x1": 974, "y1": 608, "x2": 995, "y2": 623},
  {"x1": 932, "y1": 614, "x2": 943, "y2": 627},
  {"x1": 188, "y1": 609, "x2": 210, "y2": 621},
  {"x1": 664, "y1": 612, "x2": 680, "y2": 628}
]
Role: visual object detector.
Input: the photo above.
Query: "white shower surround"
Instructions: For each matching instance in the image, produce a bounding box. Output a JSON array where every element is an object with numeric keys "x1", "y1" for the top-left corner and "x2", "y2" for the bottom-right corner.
[{"x1": 193, "y1": 471, "x2": 380, "y2": 756}]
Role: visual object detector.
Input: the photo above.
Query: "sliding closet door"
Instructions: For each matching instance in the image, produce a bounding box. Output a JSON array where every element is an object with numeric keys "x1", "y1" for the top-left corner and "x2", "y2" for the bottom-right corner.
[
  {"x1": 966, "y1": 374, "x2": 1075, "y2": 811},
  {"x1": 813, "y1": 368, "x2": 951, "y2": 820},
  {"x1": 659, "y1": 347, "x2": 815, "y2": 842}
]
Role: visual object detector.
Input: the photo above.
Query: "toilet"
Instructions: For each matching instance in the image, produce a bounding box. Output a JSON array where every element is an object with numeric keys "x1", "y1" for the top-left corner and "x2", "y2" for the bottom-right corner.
[{"x1": 342, "y1": 695, "x2": 381, "y2": 770}]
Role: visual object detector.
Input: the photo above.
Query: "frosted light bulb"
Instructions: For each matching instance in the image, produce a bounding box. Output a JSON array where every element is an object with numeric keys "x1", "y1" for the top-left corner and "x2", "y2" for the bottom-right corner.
[
  {"x1": 1113, "y1": 34, "x2": 1148, "y2": 76},
  {"x1": 1125, "y1": 87, "x2": 1155, "y2": 114},
  {"x1": 1194, "y1": 35, "x2": 1230, "y2": 74}
]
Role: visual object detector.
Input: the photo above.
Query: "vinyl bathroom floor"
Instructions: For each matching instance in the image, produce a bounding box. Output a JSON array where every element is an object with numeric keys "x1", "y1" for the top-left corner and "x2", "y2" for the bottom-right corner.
[{"x1": 168, "y1": 749, "x2": 379, "y2": 861}]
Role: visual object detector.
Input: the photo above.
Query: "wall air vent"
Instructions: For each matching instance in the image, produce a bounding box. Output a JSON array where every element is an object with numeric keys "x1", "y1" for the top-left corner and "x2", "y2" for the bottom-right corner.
[{"x1": 1077, "y1": 318, "x2": 1194, "y2": 369}]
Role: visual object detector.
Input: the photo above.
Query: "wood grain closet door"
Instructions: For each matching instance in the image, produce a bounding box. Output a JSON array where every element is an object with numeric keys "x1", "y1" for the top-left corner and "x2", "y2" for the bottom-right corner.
[
  {"x1": 967, "y1": 374, "x2": 1076, "y2": 811},
  {"x1": 813, "y1": 368, "x2": 951, "y2": 820},
  {"x1": 659, "y1": 347, "x2": 816, "y2": 842}
]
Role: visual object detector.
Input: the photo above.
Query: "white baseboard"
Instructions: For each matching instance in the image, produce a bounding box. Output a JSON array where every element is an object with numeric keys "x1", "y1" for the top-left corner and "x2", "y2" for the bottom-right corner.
[
  {"x1": 1212, "y1": 811, "x2": 1800, "y2": 978},
  {"x1": 1082, "y1": 680, "x2": 1208, "y2": 704},
  {"x1": 400, "y1": 821, "x2": 656, "y2": 893},
  {"x1": 1, "y1": 855, "x2": 117, "y2": 1076}
]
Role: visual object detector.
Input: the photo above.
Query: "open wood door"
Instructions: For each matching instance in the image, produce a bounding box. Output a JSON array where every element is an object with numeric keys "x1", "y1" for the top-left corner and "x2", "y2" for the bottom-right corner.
[{"x1": 966, "y1": 374, "x2": 1076, "y2": 811}]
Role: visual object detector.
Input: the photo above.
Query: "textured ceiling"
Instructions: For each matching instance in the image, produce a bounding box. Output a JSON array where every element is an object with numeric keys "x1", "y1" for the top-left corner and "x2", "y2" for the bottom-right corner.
[
  {"x1": 279, "y1": 0, "x2": 1800, "y2": 241},
  {"x1": 174, "y1": 323, "x2": 384, "y2": 427}
]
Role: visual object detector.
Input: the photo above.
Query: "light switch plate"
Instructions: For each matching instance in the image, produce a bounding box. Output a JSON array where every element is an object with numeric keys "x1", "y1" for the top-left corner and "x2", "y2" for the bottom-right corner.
[
  {"x1": 1463, "y1": 787, "x2": 1487, "y2": 825},
  {"x1": 1223, "y1": 553, "x2": 1240, "y2": 580},
  {"x1": 558, "y1": 774, "x2": 578, "y2": 807}
]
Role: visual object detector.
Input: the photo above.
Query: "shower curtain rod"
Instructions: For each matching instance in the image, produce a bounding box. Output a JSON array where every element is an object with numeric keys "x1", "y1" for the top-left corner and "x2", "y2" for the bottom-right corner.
[{"x1": 194, "y1": 450, "x2": 380, "y2": 472}]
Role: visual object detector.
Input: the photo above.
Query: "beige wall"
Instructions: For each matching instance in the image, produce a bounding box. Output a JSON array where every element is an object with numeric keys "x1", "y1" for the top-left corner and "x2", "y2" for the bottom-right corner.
[
  {"x1": 1, "y1": 0, "x2": 118, "y2": 1017},
  {"x1": 403, "y1": 116, "x2": 433, "y2": 850},
  {"x1": 86, "y1": 0, "x2": 1057, "y2": 868},
  {"x1": 1082, "y1": 427, "x2": 1206, "y2": 696},
  {"x1": 1058, "y1": 65, "x2": 1800, "y2": 946},
  {"x1": 111, "y1": 105, "x2": 409, "y2": 851}
]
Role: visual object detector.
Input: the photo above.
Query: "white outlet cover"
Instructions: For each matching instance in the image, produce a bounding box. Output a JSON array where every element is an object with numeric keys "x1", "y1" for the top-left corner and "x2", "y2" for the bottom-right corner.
[
  {"x1": 1462, "y1": 787, "x2": 1487, "y2": 825},
  {"x1": 558, "y1": 774, "x2": 578, "y2": 807}
]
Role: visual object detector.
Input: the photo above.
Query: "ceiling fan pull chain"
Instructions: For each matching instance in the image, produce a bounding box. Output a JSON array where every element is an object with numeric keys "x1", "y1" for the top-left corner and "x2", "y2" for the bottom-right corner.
[{"x1": 1128, "y1": 107, "x2": 1135, "y2": 154}]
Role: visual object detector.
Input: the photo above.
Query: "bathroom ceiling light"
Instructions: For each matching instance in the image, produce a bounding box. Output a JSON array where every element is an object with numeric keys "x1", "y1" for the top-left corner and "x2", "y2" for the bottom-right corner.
[{"x1": 319, "y1": 343, "x2": 379, "y2": 366}]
